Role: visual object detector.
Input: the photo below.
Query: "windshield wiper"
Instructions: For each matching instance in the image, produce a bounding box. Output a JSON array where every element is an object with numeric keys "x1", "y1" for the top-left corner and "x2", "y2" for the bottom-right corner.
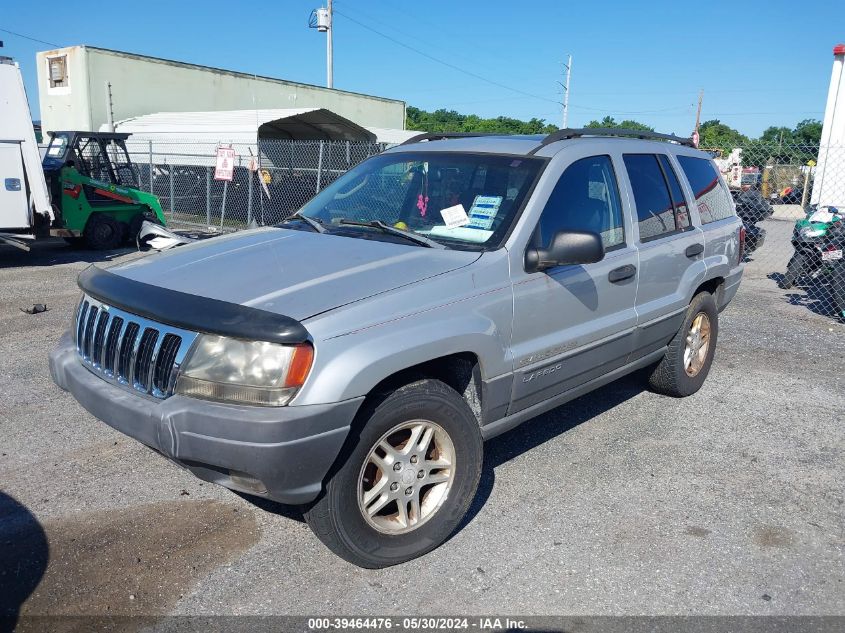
[
  {"x1": 338, "y1": 219, "x2": 446, "y2": 249},
  {"x1": 284, "y1": 212, "x2": 326, "y2": 233}
]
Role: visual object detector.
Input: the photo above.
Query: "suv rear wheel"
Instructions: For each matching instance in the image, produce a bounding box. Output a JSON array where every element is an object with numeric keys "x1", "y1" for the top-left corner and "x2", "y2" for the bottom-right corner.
[
  {"x1": 648, "y1": 291, "x2": 719, "y2": 397},
  {"x1": 304, "y1": 379, "x2": 483, "y2": 568}
]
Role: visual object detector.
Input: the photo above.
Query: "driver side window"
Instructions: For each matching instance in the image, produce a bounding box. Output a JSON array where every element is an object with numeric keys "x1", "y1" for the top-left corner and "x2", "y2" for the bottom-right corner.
[{"x1": 535, "y1": 155, "x2": 625, "y2": 250}]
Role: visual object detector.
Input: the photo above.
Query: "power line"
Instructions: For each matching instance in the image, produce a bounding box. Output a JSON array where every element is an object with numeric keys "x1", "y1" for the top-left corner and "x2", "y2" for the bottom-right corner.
[
  {"x1": 569, "y1": 104, "x2": 694, "y2": 114},
  {"x1": 433, "y1": 93, "x2": 563, "y2": 108},
  {"x1": 0, "y1": 28, "x2": 61, "y2": 48},
  {"x1": 336, "y1": 2, "x2": 547, "y2": 79},
  {"x1": 333, "y1": 9, "x2": 560, "y2": 106}
]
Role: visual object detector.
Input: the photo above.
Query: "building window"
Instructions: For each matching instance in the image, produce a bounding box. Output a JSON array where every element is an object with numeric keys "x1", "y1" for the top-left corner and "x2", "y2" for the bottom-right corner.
[{"x1": 48, "y1": 56, "x2": 68, "y2": 89}]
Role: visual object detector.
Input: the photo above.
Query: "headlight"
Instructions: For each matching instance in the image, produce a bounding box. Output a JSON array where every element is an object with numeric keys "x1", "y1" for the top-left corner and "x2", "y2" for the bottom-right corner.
[
  {"x1": 799, "y1": 227, "x2": 825, "y2": 238},
  {"x1": 175, "y1": 335, "x2": 314, "y2": 406}
]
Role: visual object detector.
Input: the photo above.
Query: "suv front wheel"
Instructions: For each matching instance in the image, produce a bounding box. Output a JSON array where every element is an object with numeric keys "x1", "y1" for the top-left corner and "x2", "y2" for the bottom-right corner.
[
  {"x1": 648, "y1": 291, "x2": 719, "y2": 397},
  {"x1": 304, "y1": 379, "x2": 483, "y2": 568}
]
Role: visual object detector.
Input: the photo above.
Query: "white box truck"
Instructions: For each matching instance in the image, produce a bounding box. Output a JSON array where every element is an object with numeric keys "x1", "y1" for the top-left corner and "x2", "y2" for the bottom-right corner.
[{"x1": 0, "y1": 55, "x2": 53, "y2": 249}]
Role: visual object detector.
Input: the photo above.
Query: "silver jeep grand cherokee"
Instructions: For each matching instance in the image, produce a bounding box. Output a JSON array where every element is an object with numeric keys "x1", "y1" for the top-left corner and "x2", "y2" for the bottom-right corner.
[{"x1": 50, "y1": 129, "x2": 744, "y2": 567}]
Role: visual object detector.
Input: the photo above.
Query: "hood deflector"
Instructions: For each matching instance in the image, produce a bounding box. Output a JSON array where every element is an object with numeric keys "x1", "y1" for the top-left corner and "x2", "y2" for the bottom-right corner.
[{"x1": 78, "y1": 265, "x2": 310, "y2": 345}]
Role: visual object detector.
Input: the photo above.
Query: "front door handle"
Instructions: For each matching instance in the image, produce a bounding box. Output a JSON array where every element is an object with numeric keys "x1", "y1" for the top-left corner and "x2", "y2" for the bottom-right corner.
[
  {"x1": 685, "y1": 243, "x2": 704, "y2": 258},
  {"x1": 608, "y1": 264, "x2": 637, "y2": 283}
]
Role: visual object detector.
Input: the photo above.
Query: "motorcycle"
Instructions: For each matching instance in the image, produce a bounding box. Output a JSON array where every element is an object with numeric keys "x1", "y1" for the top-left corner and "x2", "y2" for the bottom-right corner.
[
  {"x1": 781, "y1": 206, "x2": 844, "y2": 292},
  {"x1": 731, "y1": 188, "x2": 772, "y2": 254}
]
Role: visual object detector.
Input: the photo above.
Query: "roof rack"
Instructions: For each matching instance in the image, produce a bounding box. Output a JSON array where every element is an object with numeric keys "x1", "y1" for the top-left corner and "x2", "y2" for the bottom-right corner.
[
  {"x1": 528, "y1": 127, "x2": 695, "y2": 154},
  {"x1": 399, "y1": 132, "x2": 498, "y2": 146}
]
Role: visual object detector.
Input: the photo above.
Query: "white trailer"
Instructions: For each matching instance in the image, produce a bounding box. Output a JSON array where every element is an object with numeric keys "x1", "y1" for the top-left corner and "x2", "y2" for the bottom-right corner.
[
  {"x1": 811, "y1": 44, "x2": 845, "y2": 208},
  {"x1": 0, "y1": 56, "x2": 52, "y2": 250}
]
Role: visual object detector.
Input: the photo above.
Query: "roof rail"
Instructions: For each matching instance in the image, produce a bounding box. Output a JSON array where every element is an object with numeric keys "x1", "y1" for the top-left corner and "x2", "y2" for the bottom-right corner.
[
  {"x1": 399, "y1": 132, "x2": 498, "y2": 146},
  {"x1": 528, "y1": 127, "x2": 695, "y2": 154}
]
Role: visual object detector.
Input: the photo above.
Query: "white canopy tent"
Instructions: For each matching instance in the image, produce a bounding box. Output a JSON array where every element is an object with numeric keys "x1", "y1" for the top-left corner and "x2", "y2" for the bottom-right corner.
[{"x1": 102, "y1": 108, "x2": 380, "y2": 167}]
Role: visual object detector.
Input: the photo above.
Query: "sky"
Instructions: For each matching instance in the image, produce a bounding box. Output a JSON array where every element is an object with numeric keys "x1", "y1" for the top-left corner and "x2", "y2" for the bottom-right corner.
[{"x1": 2, "y1": 0, "x2": 842, "y2": 137}]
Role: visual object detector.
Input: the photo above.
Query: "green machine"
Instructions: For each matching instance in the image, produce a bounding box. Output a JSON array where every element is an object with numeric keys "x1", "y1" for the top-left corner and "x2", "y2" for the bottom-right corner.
[{"x1": 42, "y1": 131, "x2": 167, "y2": 249}]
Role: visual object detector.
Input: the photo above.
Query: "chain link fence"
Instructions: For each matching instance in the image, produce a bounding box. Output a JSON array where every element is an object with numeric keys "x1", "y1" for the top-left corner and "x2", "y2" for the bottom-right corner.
[
  {"x1": 707, "y1": 141, "x2": 845, "y2": 320},
  {"x1": 122, "y1": 137, "x2": 845, "y2": 321},
  {"x1": 123, "y1": 139, "x2": 387, "y2": 231}
]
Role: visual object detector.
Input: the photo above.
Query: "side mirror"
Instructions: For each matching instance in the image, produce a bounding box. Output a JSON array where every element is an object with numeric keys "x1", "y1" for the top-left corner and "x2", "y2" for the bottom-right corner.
[{"x1": 525, "y1": 230, "x2": 605, "y2": 273}]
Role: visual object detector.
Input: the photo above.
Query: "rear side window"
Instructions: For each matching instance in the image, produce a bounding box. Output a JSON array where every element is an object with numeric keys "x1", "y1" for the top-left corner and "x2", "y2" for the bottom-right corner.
[
  {"x1": 536, "y1": 155, "x2": 625, "y2": 250},
  {"x1": 677, "y1": 156, "x2": 735, "y2": 223},
  {"x1": 623, "y1": 154, "x2": 681, "y2": 242},
  {"x1": 658, "y1": 155, "x2": 691, "y2": 229}
]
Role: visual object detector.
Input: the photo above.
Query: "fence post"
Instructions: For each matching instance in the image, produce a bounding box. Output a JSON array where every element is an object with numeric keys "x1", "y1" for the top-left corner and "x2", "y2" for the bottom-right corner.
[
  {"x1": 219, "y1": 180, "x2": 228, "y2": 230},
  {"x1": 206, "y1": 167, "x2": 212, "y2": 227},
  {"x1": 346, "y1": 141, "x2": 351, "y2": 168},
  {"x1": 168, "y1": 160, "x2": 175, "y2": 219},
  {"x1": 801, "y1": 166, "x2": 811, "y2": 208},
  {"x1": 247, "y1": 171, "x2": 254, "y2": 225},
  {"x1": 316, "y1": 141, "x2": 324, "y2": 193},
  {"x1": 148, "y1": 141, "x2": 153, "y2": 193}
]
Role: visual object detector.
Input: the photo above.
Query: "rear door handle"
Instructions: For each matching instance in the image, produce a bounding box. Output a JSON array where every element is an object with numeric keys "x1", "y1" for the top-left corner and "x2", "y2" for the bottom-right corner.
[
  {"x1": 685, "y1": 243, "x2": 704, "y2": 258},
  {"x1": 608, "y1": 264, "x2": 637, "y2": 283}
]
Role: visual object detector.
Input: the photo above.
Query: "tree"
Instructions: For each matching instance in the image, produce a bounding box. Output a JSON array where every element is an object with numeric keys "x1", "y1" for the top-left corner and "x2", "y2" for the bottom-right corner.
[
  {"x1": 405, "y1": 106, "x2": 557, "y2": 135},
  {"x1": 792, "y1": 119, "x2": 823, "y2": 147},
  {"x1": 698, "y1": 119, "x2": 749, "y2": 154},
  {"x1": 585, "y1": 116, "x2": 653, "y2": 131},
  {"x1": 748, "y1": 119, "x2": 823, "y2": 164},
  {"x1": 759, "y1": 126, "x2": 794, "y2": 145}
]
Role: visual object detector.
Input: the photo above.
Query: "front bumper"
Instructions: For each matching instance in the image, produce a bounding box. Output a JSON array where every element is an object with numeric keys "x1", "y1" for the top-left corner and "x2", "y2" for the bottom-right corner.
[{"x1": 49, "y1": 332, "x2": 362, "y2": 505}]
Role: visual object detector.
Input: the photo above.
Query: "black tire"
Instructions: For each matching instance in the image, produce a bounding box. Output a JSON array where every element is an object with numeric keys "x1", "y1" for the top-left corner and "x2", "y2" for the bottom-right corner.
[
  {"x1": 127, "y1": 214, "x2": 144, "y2": 245},
  {"x1": 782, "y1": 252, "x2": 806, "y2": 289},
  {"x1": 304, "y1": 379, "x2": 483, "y2": 568},
  {"x1": 83, "y1": 214, "x2": 122, "y2": 250},
  {"x1": 648, "y1": 291, "x2": 719, "y2": 398}
]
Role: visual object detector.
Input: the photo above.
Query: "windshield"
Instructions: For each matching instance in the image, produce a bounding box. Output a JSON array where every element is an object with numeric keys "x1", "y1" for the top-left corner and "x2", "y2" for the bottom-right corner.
[{"x1": 295, "y1": 151, "x2": 544, "y2": 249}]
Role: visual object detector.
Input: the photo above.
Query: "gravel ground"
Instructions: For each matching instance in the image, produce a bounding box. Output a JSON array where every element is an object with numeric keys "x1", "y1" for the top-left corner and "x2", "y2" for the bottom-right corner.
[{"x1": 0, "y1": 218, "x2": 842, "y2": 620}]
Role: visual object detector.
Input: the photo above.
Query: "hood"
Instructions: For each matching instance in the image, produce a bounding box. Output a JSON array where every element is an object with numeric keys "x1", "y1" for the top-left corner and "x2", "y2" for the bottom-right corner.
[{"x1": 110, "y1": 228, "x2": 481, "y2": 321}]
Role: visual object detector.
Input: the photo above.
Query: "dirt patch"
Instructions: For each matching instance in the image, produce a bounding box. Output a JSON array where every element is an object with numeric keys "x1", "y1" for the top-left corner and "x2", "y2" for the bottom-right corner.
[
  {"x1": 684, "y1": 525, "x2": 712, "y2": 538},
  {"x1": 753, "y1": 525, "x2": 795, "y2": 548},
  {"x1": 3, "y1": 499, "x2": 258, "y2": 623}
]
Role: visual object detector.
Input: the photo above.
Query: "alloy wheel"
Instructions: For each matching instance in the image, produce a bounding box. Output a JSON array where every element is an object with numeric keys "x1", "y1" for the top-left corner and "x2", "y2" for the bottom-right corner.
[
  {"x1": 684, "y1": 312, "x2": 711, "y2": 377},
  {"x1": 357, "y1": 420, "x2": 456, "y2": 535}
]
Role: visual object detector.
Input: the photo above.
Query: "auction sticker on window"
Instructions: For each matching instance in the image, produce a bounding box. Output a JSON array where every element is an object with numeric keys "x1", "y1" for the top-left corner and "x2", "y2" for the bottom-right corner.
[
  {"x1": 440, "y1": 203, "x2": 470, "y2": 228},
  {"x1": 467, "y1": 195, "x2": 503, "y2": 230}
]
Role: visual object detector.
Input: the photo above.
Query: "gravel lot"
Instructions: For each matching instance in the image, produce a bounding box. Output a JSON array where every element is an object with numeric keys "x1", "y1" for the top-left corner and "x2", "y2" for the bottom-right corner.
[{"x1": 1, "y1": 218, "x2": 843, "y2": 620}]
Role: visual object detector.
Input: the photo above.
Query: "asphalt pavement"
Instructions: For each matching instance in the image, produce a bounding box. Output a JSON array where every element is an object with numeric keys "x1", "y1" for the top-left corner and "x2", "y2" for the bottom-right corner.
[{"x1": 0, "y1": 219, "x2": 842, "y2": 621}]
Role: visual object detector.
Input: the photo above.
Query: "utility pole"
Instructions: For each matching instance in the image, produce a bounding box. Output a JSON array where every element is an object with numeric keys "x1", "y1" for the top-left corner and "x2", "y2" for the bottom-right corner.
[
  {"x1": 562, "y1": 54, "x2": 572, "y2": 128},
  {"x1": 310, "y1": 3, "x2": 333, "y2": 88},
  {"x1": 694, "y1": 89, "x2": 703, "y2": 135},
  {"x1": 326, "y1": 0, "x2": 333, "y2": 89}
]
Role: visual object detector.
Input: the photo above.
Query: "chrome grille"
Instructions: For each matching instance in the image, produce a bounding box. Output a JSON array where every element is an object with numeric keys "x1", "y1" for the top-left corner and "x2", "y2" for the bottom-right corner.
[{"x1": 75, "y1": 295, "x2": 199, "y2": 398}]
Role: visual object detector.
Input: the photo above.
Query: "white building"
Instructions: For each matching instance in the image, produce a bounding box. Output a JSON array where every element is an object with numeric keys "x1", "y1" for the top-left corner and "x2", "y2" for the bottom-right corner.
[
  {"x1": 812, "y1": 43, "x2": 845, "y2": 208},
  {"x1": 36, "y1": 46, "x2": 406, "y2": 136}
]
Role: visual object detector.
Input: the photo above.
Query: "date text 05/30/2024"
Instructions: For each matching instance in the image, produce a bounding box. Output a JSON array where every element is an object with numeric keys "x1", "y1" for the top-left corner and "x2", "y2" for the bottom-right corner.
[{"x1": 307, "y1": 617, "x2": 527, "y2": 630}]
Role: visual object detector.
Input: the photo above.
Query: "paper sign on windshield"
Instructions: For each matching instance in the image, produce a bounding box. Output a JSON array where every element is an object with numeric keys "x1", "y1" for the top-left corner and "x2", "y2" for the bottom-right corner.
[
  {"x1": 440, "y1": 204, "x2": 470, "y2": 228},
  {"x1": 467, "y1": 195, "x2": 503, "y2": 230}
]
